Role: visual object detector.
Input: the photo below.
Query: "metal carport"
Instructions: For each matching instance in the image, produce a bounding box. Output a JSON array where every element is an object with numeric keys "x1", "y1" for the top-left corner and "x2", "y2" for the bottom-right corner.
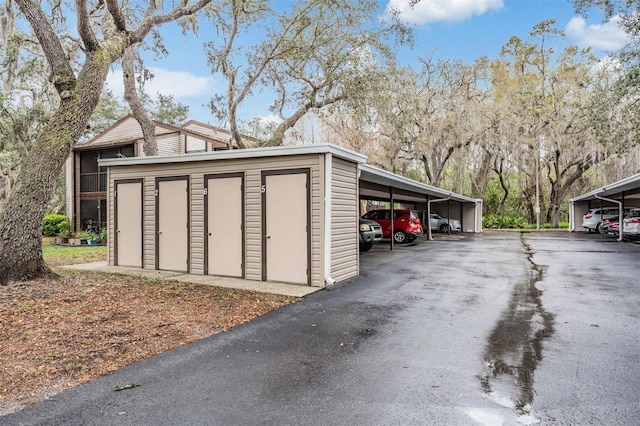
[
  {"x1": 570, "y1": 172, "x2": 640, "y2": 241},
  {"x1": 358, "y1": 164, "x2": 483, "y2": 248}
]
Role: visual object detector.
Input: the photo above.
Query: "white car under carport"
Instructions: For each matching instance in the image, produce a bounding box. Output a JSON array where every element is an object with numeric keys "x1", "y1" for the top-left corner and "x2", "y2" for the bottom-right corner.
[{"x1": 428, "y1": 212, "x2": 461, "y2": 233}]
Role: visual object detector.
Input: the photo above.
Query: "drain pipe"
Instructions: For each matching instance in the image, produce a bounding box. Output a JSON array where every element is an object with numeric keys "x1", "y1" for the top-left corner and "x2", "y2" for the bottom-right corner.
[
  {"x1": 427, "y1": 195, "x2": 451, "y2": 241},
  {"x1": 569, "y1": 201, "x2": 575, "y2": 232},
  {"x1": 324, "y1": 153, "x2": 336, "y2": 285},
  {"x1": 595, "y1": 193, "x2": 623, "y2": 242}
]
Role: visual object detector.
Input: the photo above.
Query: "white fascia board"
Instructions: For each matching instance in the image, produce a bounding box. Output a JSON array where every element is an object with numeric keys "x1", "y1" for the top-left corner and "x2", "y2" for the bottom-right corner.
[
  {"x1": 570, "y1": 172, "x2": 640, "y2": 202},
  {"x1": 98, "y1": 143, "x2": 367, "y2": 167},
  {"x1": 359, "y1": 164, "x2": 479, "y2": 203}
]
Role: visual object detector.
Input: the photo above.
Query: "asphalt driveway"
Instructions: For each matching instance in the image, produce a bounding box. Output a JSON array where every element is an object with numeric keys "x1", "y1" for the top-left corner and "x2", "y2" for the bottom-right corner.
[{"x1": 4, "y1": 232, "x2": 640, "y2": 425}]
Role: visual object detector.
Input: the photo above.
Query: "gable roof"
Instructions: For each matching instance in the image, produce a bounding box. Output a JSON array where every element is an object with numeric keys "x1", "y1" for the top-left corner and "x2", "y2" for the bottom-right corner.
[
  {"x1": 76, "y1": 115, "x2": 230, "y2": 151},
  {"x1": 182, "y1": 120, "x2": 262, "y2": 145}
]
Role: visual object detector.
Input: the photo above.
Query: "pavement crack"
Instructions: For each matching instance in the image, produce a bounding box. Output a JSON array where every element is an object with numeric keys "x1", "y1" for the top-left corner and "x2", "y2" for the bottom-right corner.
[{"x1": 477, "y1": 233, "x2": 555, "y2": 416}]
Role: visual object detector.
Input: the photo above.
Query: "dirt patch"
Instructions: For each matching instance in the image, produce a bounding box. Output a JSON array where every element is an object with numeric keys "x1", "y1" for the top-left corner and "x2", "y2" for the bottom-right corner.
[{"x1": 0, "y1": 269, "x2": 297, "y2": 415}]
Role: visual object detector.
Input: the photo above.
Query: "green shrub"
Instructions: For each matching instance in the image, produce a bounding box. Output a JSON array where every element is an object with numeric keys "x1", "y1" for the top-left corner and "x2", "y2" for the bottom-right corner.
[
  {"x1": 58, "y1": 218, "x2": 71, "y2": 237},
  {"x1": 43, "y1": 214, "x2": 68, "y2": 236},
  {"x1": 482, "y1": 213, "x2": 529, "y2": 229},
  {"x1": 483, "y1": 215, "x2": 571, "y2": 230},
  {"x1": 76, "y1": 230, "x2": 98, "y2": 240}
]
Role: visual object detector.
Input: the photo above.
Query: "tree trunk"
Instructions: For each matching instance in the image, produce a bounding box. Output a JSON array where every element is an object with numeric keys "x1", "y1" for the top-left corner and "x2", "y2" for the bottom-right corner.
[
  {"x1": 0, "y1": 52, "x2": 113, "y2": 284},
  {"x1": 420, "y1": 154, "x2": 433, "y2": 184},
  {"x1": 496, "y1": 172, "x2": 510, "y2": 216},
  {"x1": 229, "y1": 104, "x2": 247, "y2": 149},
  {"x1": 470, "y1": 150, "x2": 493, "y2": 199},
  {"x1": 123, "y1": 46, "x2": 157, "y2": 156},
  {"x1": 493, "y1": 157, "x2": 510, "y2": 216}
]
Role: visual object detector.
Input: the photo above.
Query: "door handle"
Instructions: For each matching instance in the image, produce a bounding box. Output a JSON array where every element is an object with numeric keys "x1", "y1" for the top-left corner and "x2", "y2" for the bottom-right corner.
[{"x1": 265, "y1": 235, "x2": 271, "y2": 239}]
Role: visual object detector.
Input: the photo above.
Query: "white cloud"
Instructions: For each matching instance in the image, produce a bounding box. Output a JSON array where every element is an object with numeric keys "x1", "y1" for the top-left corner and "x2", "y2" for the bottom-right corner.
[
  {"x1": 590, "y1": 55, "x2": 623, "y2": 79},
  {"x1": 386, "y1": 0, "x2": 504, "y2": 25},
  {"x1": 105, "y1": 67, "x2": 215, "y2": 100},
  {"x1": 566, "y1": 16, "x2": 630, "y2": 51}
]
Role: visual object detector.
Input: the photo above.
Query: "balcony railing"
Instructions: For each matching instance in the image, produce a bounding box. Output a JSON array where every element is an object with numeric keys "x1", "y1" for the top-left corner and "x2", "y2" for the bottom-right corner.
[{"x1": 80, "y1": 172, "x2": 107, "y2": 193}]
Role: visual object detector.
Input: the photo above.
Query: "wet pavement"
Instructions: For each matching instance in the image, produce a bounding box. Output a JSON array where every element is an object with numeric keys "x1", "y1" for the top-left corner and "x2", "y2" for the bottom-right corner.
[{"x1": 3, "y1": 232, "x2": 639, "y2": 425}]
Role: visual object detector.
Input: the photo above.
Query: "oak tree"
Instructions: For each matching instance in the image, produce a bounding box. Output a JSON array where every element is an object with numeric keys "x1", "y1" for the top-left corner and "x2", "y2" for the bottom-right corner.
[{"x1": 0, "y1": 0, "x2": 211, "y2": 284}]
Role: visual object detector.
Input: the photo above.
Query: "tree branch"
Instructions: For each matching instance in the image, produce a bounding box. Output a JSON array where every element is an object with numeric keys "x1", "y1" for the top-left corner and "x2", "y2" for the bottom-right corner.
[
  {"x1": 131, "y1": 0, "x2": 212, "y2": 44},
  {"x1": 15, "y1": 0, "x2": 76, "y2": 94},
  {"x1": 266, "y1": 94, "x2": 346, "y2": 146},
  {"x1": 122, "y1": 45, "x2": 157, "y2": 155},
  {"x1": 105, "y1": 0, "x2": 128, "y2": 33},
  {"x1": 76, "y1": 0, "x2": 100, "y2": 51}
]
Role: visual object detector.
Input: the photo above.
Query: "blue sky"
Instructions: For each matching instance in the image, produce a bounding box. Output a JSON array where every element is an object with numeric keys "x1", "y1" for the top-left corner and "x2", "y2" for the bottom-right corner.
[{"x1": 104, "y1": 0, "x2": 629, "y2": 125}]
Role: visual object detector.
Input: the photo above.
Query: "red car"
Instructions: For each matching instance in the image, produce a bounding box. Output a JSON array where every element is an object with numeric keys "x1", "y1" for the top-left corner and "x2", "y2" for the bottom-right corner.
[{"x1": 361, "y1": 209, "x2": 423, "y2": 243}]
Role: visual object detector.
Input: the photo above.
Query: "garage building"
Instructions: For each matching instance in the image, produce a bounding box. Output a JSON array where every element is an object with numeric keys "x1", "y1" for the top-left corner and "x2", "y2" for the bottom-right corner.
[{"x1": 100, "y1": 143, "x2": 482, "y2": 288}]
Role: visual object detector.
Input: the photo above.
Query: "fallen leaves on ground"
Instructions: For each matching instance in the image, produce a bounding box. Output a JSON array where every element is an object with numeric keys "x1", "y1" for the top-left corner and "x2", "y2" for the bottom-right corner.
[{"x1": 0, "y1": 269, "x2": 297, "y2": 415}]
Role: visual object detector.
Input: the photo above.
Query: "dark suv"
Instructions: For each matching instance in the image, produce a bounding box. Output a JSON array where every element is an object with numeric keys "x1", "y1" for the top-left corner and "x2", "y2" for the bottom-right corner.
[{"x1": 361, "y1": 209, "x2": 423, "y2": 243}]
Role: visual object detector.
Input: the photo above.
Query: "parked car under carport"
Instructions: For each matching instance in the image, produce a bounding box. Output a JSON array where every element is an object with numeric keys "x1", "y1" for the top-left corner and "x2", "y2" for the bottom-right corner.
[
  {"x1": 428, "y1": 212, "x2": 461, "y2": 233},
  {"x1": 416, "y1": 211, "x2": 461, "y2": 233},
  {"x1": 359, "y1": 219, "x2": 382, "y2": 252}
]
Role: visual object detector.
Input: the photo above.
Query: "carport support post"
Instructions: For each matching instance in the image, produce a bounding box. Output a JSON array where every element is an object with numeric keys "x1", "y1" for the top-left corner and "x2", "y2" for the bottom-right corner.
[
  {"x1": 389, "y1": 186, "x2": 394, "y2": 251},
  {"x1": 447, "y1": 200, "x2": 451, "y2": 235},
  {"x1": 427, "y1": 195, "x2": 451, "y2": 241},
  {"x1": 595, "y1": 194, "x2": 623, "y2": 242},
  {"x1": 426, "y1": 195, "x2": 432, "y2": 241}
]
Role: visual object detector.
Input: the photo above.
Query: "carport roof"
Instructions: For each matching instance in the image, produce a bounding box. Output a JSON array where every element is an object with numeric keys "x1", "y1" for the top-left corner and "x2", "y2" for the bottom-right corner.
[
  {"x1": 570, "y1": 172, "x2": 640, "y2": 202},
  {"x1": 359, "y1": 164, "x2": 480, "y2": 204}
]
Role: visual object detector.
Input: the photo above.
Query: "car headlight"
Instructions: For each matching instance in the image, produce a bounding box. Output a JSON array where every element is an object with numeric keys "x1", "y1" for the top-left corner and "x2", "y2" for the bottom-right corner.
[{"x1": 360, "y1": 223, "x2": 371, "y2": 231}]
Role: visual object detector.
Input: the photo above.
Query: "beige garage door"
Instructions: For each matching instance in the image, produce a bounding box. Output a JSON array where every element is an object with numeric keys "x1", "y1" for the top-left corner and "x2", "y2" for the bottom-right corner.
[
  {"x1": 263, "y1": 170, "x2": 309, "y2": 285},
  {"x1": 206, "y1": 174, "x2": 243, "y2": 277},
  {"x1": 157, "y1": 177, "x2": 189, "y2": 272},
  {"x1": 115, "y1": 180, "x2": 143, "y2": 267}
]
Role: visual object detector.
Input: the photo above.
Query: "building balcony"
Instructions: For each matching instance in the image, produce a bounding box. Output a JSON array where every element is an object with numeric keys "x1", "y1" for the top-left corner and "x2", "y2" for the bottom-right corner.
[{"x1": 80, "y1": 172, "x2": 107, "y2": 193}]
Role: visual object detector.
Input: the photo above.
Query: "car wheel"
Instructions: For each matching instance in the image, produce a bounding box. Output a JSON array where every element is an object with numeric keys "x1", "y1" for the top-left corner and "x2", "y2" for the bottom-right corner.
[
  {"x1": 393, "y1": 230, "x2": 407, "y2": 243},
  {"x1": 597, "y1": 222, "x2": 605, "y2": 234},
  {"x1": 439, "y1": 224, "x2": 450, "y2": 233},
  {"x1": 359, "y1": 242, "x2": 373, "y2": 252}
]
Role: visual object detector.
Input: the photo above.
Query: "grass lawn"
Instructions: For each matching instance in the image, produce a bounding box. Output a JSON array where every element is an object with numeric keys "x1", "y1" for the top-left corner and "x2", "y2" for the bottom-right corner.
[{"x1": 42, "y1": 237, "x2": 107, "y2": 266}]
